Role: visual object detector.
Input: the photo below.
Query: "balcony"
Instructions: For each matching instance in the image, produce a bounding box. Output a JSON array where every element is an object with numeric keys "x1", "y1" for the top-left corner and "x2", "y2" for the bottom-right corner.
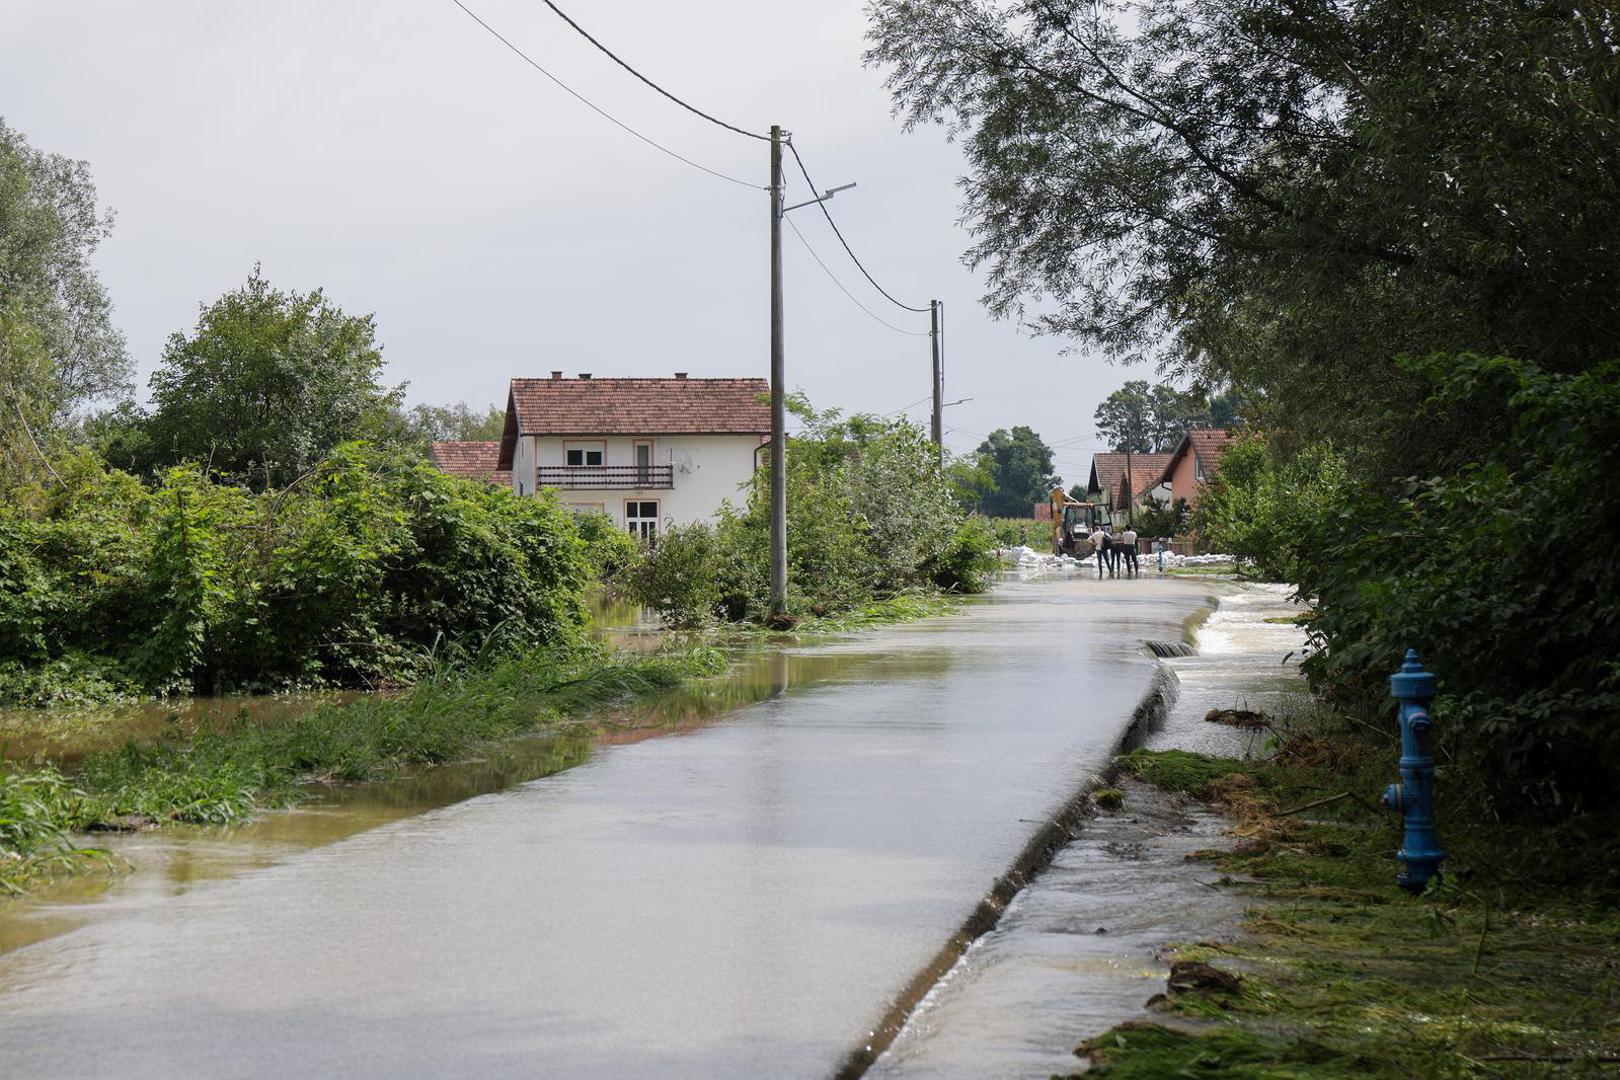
[{"x1": 537, "y1": 465, "x2": 674, "y2": 490}]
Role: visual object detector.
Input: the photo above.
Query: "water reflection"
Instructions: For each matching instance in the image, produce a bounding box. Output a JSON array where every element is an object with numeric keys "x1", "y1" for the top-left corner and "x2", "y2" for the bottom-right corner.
[{"x1": 0, "y1": 637, "x2": 953, "y2": 954}]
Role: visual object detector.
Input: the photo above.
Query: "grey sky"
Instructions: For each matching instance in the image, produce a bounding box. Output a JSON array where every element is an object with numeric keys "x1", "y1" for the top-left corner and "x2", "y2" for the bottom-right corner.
[{"x1": 3, "y1": 0, "x2": 1136, "y2": 483}]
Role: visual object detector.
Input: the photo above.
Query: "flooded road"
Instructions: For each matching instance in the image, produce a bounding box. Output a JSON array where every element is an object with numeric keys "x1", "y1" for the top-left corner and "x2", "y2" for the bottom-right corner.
[{"x1": 0, "y1": 575, "x2": 1217, "y2": 1079}]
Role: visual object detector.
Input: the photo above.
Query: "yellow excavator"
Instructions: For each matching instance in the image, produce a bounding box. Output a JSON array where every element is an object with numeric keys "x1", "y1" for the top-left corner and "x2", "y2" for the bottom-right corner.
[{"x1": 1049, "y1": 488, "x2": 1104, "y2": 557}]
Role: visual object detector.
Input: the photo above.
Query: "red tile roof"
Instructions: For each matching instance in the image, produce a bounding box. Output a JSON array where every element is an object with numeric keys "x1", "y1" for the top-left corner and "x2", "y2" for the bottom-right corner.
[
  {"x1": 1089, "y1": 452, "x2": 1174, "y2": 506},
  {"x1": 507, "y1": 376, "x2": 771, "y2": 437},
  {"x1": 428, "y1": 441, "x2": 511, "y2": 486},
  {"x1": 1154, "y1": 429, "x2": 1238, "y2": 486}
]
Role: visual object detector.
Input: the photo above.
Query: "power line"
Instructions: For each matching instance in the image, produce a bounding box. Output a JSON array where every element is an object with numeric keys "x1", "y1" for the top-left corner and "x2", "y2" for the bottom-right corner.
[
  {"x1": 787, "y1": 141, "x2": 931, "y2": 314},
  {"x1": 883, "y1": 394, "x2": 935, "y2": 416},
  {"x1": 784, "y1": 216, "x2": 929, "y2": 337},
  {"x1": 534, "y1": 0, "x2": 769, "y2": 142},
  {"x1": 450, "y1": 0, "x2": 760, "y2": 189}
]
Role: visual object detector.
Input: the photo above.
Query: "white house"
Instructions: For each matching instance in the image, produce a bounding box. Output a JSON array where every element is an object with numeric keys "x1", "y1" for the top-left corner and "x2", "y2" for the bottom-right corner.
[{"x1": 436, "y1": 371, "x2": 769, "y2": 539}]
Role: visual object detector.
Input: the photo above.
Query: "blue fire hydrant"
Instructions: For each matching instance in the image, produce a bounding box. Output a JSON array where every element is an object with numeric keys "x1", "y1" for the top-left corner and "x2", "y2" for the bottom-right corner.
[{"x1": 1382, "y1": 649, "x2": 1444, "y2": 892}]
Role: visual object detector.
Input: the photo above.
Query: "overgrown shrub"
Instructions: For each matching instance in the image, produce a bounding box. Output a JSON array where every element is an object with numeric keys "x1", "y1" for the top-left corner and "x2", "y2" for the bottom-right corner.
[
  {"x1": 574, "y1": 510, "x2": 639, "y2": 581},
  {"x1": 1195, "y1": 436, "x2": 1348, "y2": 581},
  {"x1": 0, "y1": 443, "x2": 593, "y2": 702},
  {"x1": 626, "y1": 405, "x2": 996, "y2": 627},
  {"x1": 1245, "y1": 357, "x2": 1620, "y2": 816},
  {"x1": 622, "y1": 521, "x2": 722, "y2": 627}
]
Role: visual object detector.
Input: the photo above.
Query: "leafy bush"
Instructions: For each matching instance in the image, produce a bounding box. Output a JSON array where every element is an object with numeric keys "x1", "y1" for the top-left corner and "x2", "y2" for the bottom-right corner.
[
  {"x1": 1195, "y1": 436, "x2": 1348, "y2": 580},
  {"x1": 628, "y1": 406, "x2": 996, "y2": 627},
  {"x1": 622, "y1": 521, "x2": 722, "y2": 627},
  {"x1": 574, "y1": 510, "x2": 639, "y2": 581},
  {"x1": 0, "y1": 443, "x2": 594, "y2": 702},
  {"x1": 1271, "y1": 357, "x2": 1620, "y2": 815}
]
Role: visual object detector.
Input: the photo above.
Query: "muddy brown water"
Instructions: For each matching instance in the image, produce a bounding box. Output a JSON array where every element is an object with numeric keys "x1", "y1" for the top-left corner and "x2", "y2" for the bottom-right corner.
[{"x1": 0, "y1": 575, "x2": 1222, "y2": 1080}]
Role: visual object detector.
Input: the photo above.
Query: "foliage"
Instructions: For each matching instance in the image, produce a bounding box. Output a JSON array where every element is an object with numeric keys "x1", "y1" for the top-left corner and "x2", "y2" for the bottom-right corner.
[
  {"x1": 380, "y1": 401, "x2": 507, "y2": 455},
  {"x1": 1093, "y1": 380, "x2": 1209, "y2": 453},
  {"x1": 142, "y1": 266, "x2": 404, "y2": 487},
  {"x1": 0, "y1": 443, "x2": 593, "y2": 703},
  {"x1": 0, "y1": 117, "x2": 130, "y2": 447},
  {"x1": 943, "y1": 450, "x2": 994, "y2": 511},
  {"x1": 1290, "y1": 356, "x2": 1620, "y2": 816},
  {"x1": 622, "y1": 520, "x2": 721, "y2": 627},
  {"x1": 1194, "y1": 437, "x2": 1348, "y2": 580},
  {"x1": 1128, "y1": 495, "x2": 1179, "y2": 540},
  {"x1": 572, "y1": 510, "x2": 639, "y2": 581},
  {"x1": 626, "y1": 405, "x2": 994, "y2": 627},
  {"x1": 972, "y1": 425, "x2": 1058, "y2": 516},
  {"x1": 0, "y1": 767, "x2": 107, "y2": 894},
  {"x1": 984, "y1": 516, "x2": 1044, "y2": 548},
  {"x1": 866, "y1": 2, "x2": 1620, "y2": 458}
]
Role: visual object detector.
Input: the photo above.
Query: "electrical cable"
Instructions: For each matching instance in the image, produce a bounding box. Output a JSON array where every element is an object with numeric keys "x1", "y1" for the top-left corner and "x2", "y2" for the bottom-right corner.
[
  {"x1": 450, "y1": 0, "x2": 761, "y2": 189},
  {"x1": 883, "y1": 395, "x2": 935, "y2": 417},
  {"x1": 784, "y1": 216, "x2": 930, "y2": 337},
  {"x1": 787, "y1": 141, "x2": 931, "y2": 314},
  {"x1": 534, "y1": 0, "x2": 769, "y2": 142}
]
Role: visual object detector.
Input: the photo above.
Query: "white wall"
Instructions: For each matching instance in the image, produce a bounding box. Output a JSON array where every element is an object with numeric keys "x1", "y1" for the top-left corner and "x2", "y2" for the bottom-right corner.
[
  {"x1": 522, "y1": 434, "x2": 762, "y2": 528},
  {"x1": 510, "y1": 435, "x2": 536, "y2": 498}
]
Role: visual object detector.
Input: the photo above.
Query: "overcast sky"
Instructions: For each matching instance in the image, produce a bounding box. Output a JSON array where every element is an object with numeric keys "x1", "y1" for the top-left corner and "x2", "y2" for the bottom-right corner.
[{"x1": 2, "y1": 0, "x2": 1138, "y2": 482}]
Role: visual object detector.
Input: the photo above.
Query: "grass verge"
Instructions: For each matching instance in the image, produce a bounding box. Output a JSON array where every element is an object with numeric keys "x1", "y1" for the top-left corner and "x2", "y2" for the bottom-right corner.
[
  {"x1": 1079, "y1": 729, "x2": 1620, "y2": 1077},
  {"x1": 1, "y1": 640, "x2": 725, "y2": 895}
]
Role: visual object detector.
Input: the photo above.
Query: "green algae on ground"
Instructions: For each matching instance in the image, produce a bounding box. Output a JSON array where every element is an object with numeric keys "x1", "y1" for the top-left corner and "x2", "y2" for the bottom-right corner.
[
  {"x1": 1083, "y1": 745, "x2": 1620, "y2": 1078},
  {"x1": 1115, "y1": 748, "x2": 1257, "y2": 799},
  {"x1": 1093, "y1": 786, "x2": 1125, "y2": 810}
]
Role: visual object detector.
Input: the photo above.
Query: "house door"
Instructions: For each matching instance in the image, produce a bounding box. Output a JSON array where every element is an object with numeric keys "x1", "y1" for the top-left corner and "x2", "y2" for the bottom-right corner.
[
  {"x1": 634, "y1": 441, "x2": 653, "y2": 485},
  {"x1": 625, "y1": 500, "x2": 659, "y2": 542}
]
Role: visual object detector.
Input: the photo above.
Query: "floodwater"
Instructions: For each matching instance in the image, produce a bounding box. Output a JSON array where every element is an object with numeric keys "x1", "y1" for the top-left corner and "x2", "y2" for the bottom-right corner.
[
  {"x1": 0, "y1": 574, "x2": 1218, "y2": 1080},
  {"x1": 869, "y1": 582, "x2": 1309, "y2": 1078}
]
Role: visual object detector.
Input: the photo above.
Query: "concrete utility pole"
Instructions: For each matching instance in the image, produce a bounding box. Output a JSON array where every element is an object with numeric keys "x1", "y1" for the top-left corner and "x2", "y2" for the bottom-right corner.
[
  {"x1": 929, "y1": 300, "x2": 943, "y2": 466},
  {"x1": 769, "y1": 124, "x2": 787, "y2": 621},
  {"x1": 1125, "y1": 448, "x2": 1134, "y2": 526}
]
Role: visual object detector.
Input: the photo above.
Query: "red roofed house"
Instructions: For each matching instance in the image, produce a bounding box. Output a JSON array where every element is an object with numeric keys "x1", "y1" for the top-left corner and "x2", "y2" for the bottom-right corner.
[
  {"x1": 1085, "y1": 452, "x2": 1175, "y2": 525},
  {"x1": 1155, "y1": 429, "x2": 1237, "y2": 511},
  {"x1": 477, "y1": 371, "x2": 770, "y2": 539},
  {"x1": 427, "y1": 440, "x2": 511, "y2": 487}
]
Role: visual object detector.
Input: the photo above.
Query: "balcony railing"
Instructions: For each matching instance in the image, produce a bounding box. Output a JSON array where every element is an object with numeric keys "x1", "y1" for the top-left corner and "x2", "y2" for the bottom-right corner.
[{"x1": 537, "y1": 465, "x2": 674, "y2": 490}]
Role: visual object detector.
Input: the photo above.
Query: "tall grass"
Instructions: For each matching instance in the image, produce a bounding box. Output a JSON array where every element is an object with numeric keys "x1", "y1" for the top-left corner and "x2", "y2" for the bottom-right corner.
[
  {"x1": 0, "y1": 769, "x2": 110, "y2": 895},
  {"x1": 1, "y1": 641, "x2": 725, "y2": 893}
]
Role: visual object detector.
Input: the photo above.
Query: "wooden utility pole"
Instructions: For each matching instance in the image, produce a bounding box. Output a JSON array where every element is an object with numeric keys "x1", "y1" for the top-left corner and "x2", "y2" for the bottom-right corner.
[
  {"x1": 1125, "y1": 448, "x2": 1134, "y2": 526},
  {"x1": 929, "y1": 300, "x2": 943, "y2": 466},
  {"x1": 768, "y1": 124, "x2": 787, "y2": 621}
]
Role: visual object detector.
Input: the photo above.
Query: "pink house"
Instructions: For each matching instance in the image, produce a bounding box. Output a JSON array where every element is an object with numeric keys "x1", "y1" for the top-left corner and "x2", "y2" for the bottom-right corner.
[{"x1": 1156, "y1": 429, "x2": 1236, "y2": 511}]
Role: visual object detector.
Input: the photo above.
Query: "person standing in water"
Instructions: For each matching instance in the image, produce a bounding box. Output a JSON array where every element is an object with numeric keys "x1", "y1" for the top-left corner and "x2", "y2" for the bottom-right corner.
[
  {"x1": 1120, "y1": 524, "x2": 1139, "y2": 575},
  {"x1": 1093, "y1": 527, "x2": 1111, "y2": 576}
]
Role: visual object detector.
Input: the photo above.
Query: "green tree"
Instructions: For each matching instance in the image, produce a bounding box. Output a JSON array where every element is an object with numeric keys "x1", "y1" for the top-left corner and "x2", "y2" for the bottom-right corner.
[
  {"x1": 866, "y1": 3, "x2": 1620, "y2": 462},
  {"x1": 1093, "y1": 381, "x2": 1210, "y2": 452},
  {"x1": 0, "y1": 118, "x2": 130, "y2": 485},
  {"x1": 382, "y1": 401, "x2": 507, "y2": 455},
  {"x1": 974, "y1": 426, "x2": 1057, "y2": 517},
  {"x1": 144, "y1": 268, "x2": 403, "y2": 487}
]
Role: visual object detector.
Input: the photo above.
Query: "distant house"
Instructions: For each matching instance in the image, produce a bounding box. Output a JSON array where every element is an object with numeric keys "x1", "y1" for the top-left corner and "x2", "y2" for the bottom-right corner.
[
  {"x1": 1085, "y1": 452, "x2": 1174, "y2": 524},
  {"x1": 433, "y1": 371, "x2": 770, "y2": 540},
  {"x1": 1154, "y1": 429, "x2": 1237, "y2": 511},
  {"x1": 427, "y1": 440, "x2": 511, "y2": 487}
]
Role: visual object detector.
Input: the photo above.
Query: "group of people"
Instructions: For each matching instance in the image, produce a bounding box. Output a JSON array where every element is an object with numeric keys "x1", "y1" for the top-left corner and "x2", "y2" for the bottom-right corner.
[{"x1": 1086, "y1": 525, "x2": 1153, "y2": 576}]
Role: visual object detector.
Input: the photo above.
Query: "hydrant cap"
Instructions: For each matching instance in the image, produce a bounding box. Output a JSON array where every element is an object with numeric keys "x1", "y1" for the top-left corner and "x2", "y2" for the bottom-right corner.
[{"x1": 1389, "y1": 648, "x2": 1437, "y2": 700}]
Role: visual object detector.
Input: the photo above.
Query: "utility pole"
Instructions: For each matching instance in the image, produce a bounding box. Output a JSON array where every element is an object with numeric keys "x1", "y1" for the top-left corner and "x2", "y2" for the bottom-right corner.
[
  {"x1": 768, "y1": 124, "x2": 787, "y2": 622},
  {"x1": 1125, "y1": 448, "x2": 1134, "y2": 527},
  {"x1": 929, "y1": 299, "x2": 943, "y2": 467}
]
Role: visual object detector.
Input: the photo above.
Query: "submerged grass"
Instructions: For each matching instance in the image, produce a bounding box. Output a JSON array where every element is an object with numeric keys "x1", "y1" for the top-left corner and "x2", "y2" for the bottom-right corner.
[
  {"x1": 1, "y1": 640, "x2": 725, "y2": 893},
  {"x1": 1089, "y1": 724, "x2": 1620, "y2": 1078}
]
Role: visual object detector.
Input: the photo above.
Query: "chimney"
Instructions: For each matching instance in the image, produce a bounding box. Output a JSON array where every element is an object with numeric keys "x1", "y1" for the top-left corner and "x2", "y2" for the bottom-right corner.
[
  {"x1": 550, "y1": 370, "x2": 563, "y2": 381},
  {"x1": 578, "y1": 372, "x2": 592, "y2": 380},
  {"x1": 673, "y1": 372, "x2": 688, "y2": 380}
]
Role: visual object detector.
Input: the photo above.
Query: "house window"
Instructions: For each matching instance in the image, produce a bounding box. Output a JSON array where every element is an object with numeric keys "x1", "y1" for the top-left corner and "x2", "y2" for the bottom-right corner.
[
  {"x1": 633, "y1": 440, "x2": 654, "y2": 484},
  {"x1": 625, "y1": 500, "x2": 659, "y2": 542},
  {"x1": 565, "y1": 441, "x2": 605, "y2": 467}
]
